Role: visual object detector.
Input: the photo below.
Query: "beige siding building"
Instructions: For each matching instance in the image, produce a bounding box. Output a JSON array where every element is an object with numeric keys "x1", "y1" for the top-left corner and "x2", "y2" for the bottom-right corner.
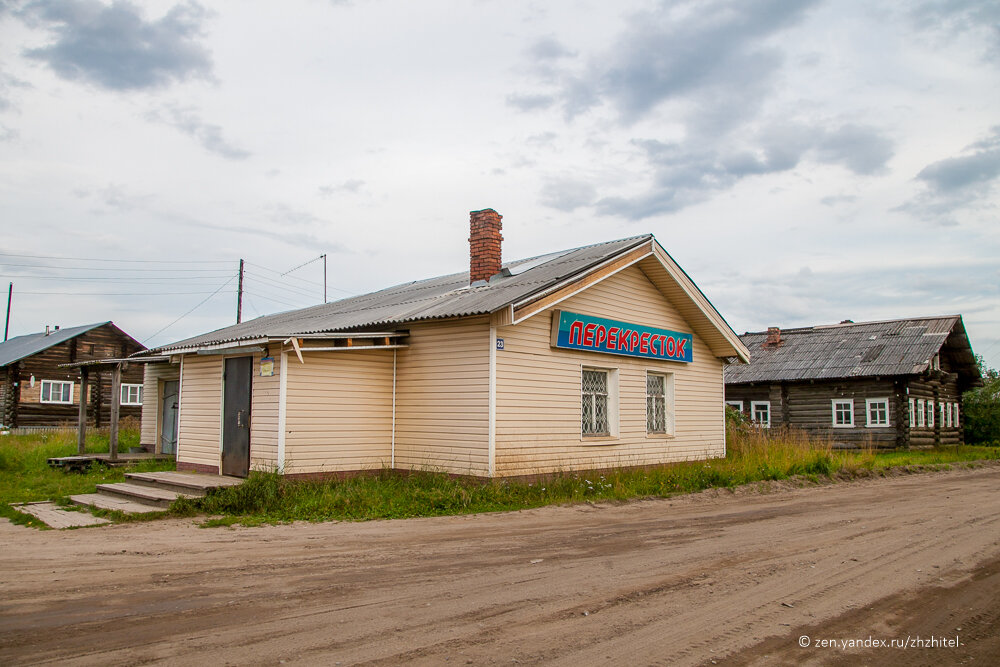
[{"x1": 139, "y1": 209, "x2": 749, "y2": 478}]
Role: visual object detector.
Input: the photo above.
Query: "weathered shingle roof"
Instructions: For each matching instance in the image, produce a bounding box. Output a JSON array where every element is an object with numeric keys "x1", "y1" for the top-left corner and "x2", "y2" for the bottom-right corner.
[
  {"x1": 0, "y1": 323, "x2": 109, "y2": 368},
  {"x1": 724, "y1": 315, "x2": 979, "y2": 384},
  {"x1": 152, "y1": 235, "x2": 655, "y2": 352}
]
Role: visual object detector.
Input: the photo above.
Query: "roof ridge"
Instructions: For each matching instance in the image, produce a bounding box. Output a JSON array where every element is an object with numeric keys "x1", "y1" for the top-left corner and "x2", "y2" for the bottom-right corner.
[{"x1": 741, "y1": 314, "x2": 961, "y2": 335}]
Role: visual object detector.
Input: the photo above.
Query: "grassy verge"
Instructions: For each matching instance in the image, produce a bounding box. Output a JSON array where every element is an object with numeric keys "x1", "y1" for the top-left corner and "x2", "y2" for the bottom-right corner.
[
  {"x1": 0, "y1": 428, "x2": 175, "y2": 528},
  {"x1": 189, "y1": 428, "x2": 1000, "y2": 527}
]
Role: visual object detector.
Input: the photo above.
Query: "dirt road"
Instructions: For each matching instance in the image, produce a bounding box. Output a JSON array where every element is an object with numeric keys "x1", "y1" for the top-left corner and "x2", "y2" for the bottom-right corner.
[{"x1": 2, "y1": 464, "x2": 1000, "y2": 666}]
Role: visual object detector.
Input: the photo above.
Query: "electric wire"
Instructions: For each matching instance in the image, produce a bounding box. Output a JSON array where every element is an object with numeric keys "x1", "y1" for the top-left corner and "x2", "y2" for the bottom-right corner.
[{"x1": 141, "y1": 276, "x2": 238, "y2": 344}]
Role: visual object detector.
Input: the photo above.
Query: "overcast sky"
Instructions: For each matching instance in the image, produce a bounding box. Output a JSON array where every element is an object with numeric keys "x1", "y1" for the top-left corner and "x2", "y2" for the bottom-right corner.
[{"x1": 1, "y1": 0, "x2": 998, "y2": 369}]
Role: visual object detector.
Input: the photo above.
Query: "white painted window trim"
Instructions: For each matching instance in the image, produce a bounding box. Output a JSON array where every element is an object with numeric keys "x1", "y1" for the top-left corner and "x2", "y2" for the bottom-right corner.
[
  {"x1": 927, "y1": 399, "x2": 935, "y2": 428},
  {"x1": 954, "y1": 402, "x2": 960, "y2": 427},
  {"x1": 645, "y1": 371, "x2": 674, "y2": 436},
  {"x1": 750, "y1": 400, "x2": 770, "y2": 428},
  {"x1": 832, "y1": 398, "x2": 854, "y2": 428},
  {"x1": 120, "y1": 383, "x2": 143, "y2": 406},
  {"x1": 725, "y1": 400, "x2": 743, "y2": 412},
  {"x1": 916, "y1": 399, "x2": 925, "y2": 427},
  {"x1": 40, "y1": 379, "x2": 73, "y2": 404},
  {"x1": 908, "y1": 397, "x2": 915, "y2": 428},
  {"x1": 581, "y1": 366, "x2": 619, "y2": 441},
  {"x1": 865, "y1": 397, "x2": 890, "y2": 428}
]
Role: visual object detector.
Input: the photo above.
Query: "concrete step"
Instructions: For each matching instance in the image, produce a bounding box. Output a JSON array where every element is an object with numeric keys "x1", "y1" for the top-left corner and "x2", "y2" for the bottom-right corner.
[
  {"x1": 94, "y1": 482, "x2": 201, "y2": 509},
  {"x1": 125, "y1": 471, "x2": 244, "y2": 495},
  {"x1": 70, "y1": 493, "x2": 165, "y2": 515}
]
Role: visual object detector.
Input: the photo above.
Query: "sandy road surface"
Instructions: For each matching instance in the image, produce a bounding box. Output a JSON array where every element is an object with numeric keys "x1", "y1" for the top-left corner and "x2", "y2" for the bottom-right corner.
[{"x1": 2, "y1": 464, "x2": 1000, "y2": 666}]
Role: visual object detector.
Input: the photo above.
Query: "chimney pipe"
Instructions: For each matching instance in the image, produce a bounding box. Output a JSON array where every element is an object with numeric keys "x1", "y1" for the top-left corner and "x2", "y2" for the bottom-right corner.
[
  {"x1": 469, "y1": 208, "x2": 503, "y2": 284},
  {"x1": 764, "y1": 326, "x2": 781, "y2": 347},
  {"x1": 45, "y1": 325, "x2": 50, "y2": 336}
]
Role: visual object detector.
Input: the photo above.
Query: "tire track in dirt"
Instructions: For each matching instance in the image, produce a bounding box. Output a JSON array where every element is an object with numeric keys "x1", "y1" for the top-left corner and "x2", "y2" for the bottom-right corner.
[{"x1": 1, "y1": 463, "x2": 999, "y2": 666}]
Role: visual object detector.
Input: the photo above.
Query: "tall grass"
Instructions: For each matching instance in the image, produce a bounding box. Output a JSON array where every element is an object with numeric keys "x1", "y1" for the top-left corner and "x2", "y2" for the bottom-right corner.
[
  {"x1": 191, "y1": 426, "x2": 999, "y2": 526},
  {"x1": 0, "y1": 426, "x2": 174, "y2": 527}
]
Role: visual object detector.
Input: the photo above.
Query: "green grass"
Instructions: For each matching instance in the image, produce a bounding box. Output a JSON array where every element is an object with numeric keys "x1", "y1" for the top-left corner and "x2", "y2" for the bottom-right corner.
[
  {"x1": 189, "y1": 428, "x2": 1000, "y2": 526},
  {"x1": 4, "y1": 426, "x2": 998, "y2": 529},
  {"x1": 0, "y1": 428, "x2": 175, "y2": 528}
]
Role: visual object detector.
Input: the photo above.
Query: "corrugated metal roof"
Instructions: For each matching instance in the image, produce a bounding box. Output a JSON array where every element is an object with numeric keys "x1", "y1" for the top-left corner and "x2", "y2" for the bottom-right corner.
[
  {"x1": 152, "y1": 235, "x2": 654, "y2": 352},
  {"x1": 724, "y1": 316, "x2": 975, "y2": 384},
  {"x1": 0, "y1": 323, "x2": 109, "y2": 368}
]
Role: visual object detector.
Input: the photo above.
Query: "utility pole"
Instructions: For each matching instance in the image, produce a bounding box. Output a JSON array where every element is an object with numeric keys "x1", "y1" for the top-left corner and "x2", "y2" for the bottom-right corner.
[
  {"x1": 4, "y1": 283, "x2": 11, "y2": 342},
  {"x1": 236, "y1": 259, "x2": 244, "y2": 324},
  {"x1": 322, "y1": 254, "x2": 327, "y2": 303}
]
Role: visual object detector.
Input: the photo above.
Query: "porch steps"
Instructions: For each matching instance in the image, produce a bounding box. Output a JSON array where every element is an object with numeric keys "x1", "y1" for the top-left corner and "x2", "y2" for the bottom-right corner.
[{"x1": 70, "y1": 471, "x2": 244, "y2": 515}]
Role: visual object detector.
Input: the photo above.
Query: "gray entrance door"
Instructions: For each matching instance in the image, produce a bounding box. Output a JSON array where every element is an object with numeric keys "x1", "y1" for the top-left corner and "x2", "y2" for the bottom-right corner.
[
  {"x1": 159, "y1": 380, "x2": 179, "y2": 455},
  {"x1": 222, "y1": 357, "x2": 253, "y2": 478}
]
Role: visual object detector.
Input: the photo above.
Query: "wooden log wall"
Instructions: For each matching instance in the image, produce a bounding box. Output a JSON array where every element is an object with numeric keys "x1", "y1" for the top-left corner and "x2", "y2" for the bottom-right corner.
[{"x1": 5, "y1": 324, "x2": 145, "y2": 428}]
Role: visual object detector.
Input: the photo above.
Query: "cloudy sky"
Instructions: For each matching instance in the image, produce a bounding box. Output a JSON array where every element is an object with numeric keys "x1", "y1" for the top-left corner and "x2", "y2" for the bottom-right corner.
[{"x1": 1, "y1": 0, "x2": 998, "y2": 368}]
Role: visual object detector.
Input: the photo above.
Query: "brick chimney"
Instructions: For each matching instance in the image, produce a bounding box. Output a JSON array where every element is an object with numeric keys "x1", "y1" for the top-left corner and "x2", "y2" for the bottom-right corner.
[
  {"x1": 469, "y1": 208, "x2": 503, "y2": 284},
  {"x1": 763, "y1": 326, "x2": 782, "y2": 348}
]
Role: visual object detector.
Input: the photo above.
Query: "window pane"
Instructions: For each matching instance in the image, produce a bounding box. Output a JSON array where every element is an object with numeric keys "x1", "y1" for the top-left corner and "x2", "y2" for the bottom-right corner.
[
  {"x1": 61, "y1": 383, "x2": 70, "y2": 402},
  {"x1": 41, "y1": 383, "x2": 50, "y2": 402}
]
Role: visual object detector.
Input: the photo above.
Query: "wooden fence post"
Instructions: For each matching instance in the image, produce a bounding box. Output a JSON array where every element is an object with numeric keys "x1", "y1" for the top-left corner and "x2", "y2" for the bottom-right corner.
[
  {"x1": 109, "y1": 364, "x2": 121, "y2": 461},
  {"x1": 77, "y1": 367, "x2": 89, "y2": 455}
]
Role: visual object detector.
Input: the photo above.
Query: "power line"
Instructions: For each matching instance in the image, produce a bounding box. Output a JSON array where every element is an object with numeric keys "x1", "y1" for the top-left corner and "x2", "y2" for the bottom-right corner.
[
  {"x1": 142, "y1": 276, "x2": 238, "y2": 344},
  {"x1": 18, "y1": 290, "x2": 236, "y2": 296},
  {"x1": 4, "y1": 275, "x2": 237, "y2": 282},
  {"x1": 0, "y1": 252, "x2": 230, "y2": 264},
  {"x1": 0, "y1": 263, "x2": 233, "y2": 273}
]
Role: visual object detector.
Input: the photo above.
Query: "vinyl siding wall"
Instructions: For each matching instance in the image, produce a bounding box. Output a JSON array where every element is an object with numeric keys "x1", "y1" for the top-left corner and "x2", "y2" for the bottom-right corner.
[
  {"x1": 283, "y1": 350, "x2": 393, "y2": 473},
  {"x1": 139, "y1": 362, "x2": 180, "y2": 451},
  {"x1": 394, "y1": 317, "x2": 490, "y2": 476},
  {"x1": 495, "y1": 265, "x2": 726, "y2": 476},
  {"x1": 250, "y1": 353, "x2": 280, "y2": 470},
  {"x1": 177, "y1": 355, "x2": 222, "y2": 470}
]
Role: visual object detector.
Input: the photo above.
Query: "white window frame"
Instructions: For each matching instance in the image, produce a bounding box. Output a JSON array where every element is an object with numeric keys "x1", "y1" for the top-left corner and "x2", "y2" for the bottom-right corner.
[
  {"x1": 646, "y1": 371, "x2": 674, "y2": 436},
  {"x1": 908, "y1": 397, "x2": 915, "y2": 428},
  {"x1": 725, "y1": 400, "x2": 743, "y2": 412},
  {"x1": 750, "y1": 401, "x2": 770, "y2": 428},
  {"x1": 945, "y1": 402, "x2": 952, "y2": 428},
  {"x1": 120, "y1": 383, "x2": 143, "y2": 406},
  {"x1": 940, "y1": 401, "x2": 946, "y2": 428},
  {"x1": 581, "y1": 367, "x2": 619, "y2": 439},
  {"x1": 865, "y1": 398, "x2": 890, "y2": 428},
  {"x1": 927, "y1": 400, "x2": 934, "y2": 428},
  {"x1": 40, "y1": 379, "x2": 74, "y2": 404},
  {"x1": 916, "y1": 399, "x2": 925, "y2": 427},
  {"x1": 954, "y1": 402, "x2": 959, "y2": 427},
  {"x1": 832, "y1": 399, "x2": 854, "y2": 428}
]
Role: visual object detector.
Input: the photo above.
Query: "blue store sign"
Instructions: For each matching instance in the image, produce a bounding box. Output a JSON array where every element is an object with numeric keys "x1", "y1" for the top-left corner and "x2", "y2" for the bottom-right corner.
[{"x1": 551, "y1": 310, "x2": 693, "y2": 362}]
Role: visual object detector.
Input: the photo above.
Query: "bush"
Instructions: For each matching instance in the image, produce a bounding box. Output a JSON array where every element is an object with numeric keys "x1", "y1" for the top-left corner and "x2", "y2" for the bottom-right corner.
[{"x1": 963, "y1": 357, "x2": 1000, "y2": 444}]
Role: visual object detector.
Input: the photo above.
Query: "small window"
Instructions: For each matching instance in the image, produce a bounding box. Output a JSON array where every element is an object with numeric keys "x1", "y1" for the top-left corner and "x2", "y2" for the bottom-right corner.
[
  {"x1": 750, "y1": 401, "x2": 770, "y2": 428},
  {"x1": 40, "y1": 380, "x2": 73, "y2": 404},
  {"x1": 120, "y1": 383, "x2": 143, "y2": 406},
  {"x1": 832, "y1": 399, "x2": 854, "y2": 428},
  {"x1": 954, "y1": 402, "x2": 959, "y2": 426},
  {"x1": 927, "y1": 400, "x2": 934, "y2": 428},
  {"x1": 916, "y1": 399, "x2": 925, "y2": 427},
  {"x1": 940, "y1": 402, "x2": 946, "y2": 428},
  {"x1": 908, "y1": 397, "x2": 915, "y2": 428},
  {"x1": 582, "y1": 369, "x2": 609, "y2": 436},
  {"x1": 865, "y1": 398, "x2": 890, "y2": 427},
  {"x1": 725, "y1": 400, "x2": 743, "y2": 412},
  {"x1": 646, "y1": 372, "x2": 674, "y2": 435}
]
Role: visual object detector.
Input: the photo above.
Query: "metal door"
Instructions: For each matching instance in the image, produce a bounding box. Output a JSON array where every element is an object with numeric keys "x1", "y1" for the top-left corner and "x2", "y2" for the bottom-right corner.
[
  {"x1": 222, "y1": 357, "x2": 253, "y2": 477},
  {"x1": 159, "y1": 380, "x2": 179, "y2": 455}
]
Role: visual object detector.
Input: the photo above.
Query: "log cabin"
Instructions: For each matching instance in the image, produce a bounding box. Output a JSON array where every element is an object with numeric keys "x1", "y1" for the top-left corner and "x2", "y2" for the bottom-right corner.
[
  {"x1": 136, "y1": 208, "x2": 750, "y2": 478},
  {"x1": 0, "y1": 322, "x2": 145, "y2": 429},
  {"x1": 724, "y1": 317, "x2": 981, "y2": 448}
]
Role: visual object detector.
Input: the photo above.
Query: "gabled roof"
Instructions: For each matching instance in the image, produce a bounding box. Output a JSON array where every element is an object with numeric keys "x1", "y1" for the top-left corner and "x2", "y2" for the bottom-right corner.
[
  {"x1": 151, "y1": 234, "x2": 749, "y2": 361},
  {"x1": 724, "y1": 315, "x2": 980, "y2": 385},
  {"x1": 0, "y1": 323, "x2": 109, "y2": 368}
]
